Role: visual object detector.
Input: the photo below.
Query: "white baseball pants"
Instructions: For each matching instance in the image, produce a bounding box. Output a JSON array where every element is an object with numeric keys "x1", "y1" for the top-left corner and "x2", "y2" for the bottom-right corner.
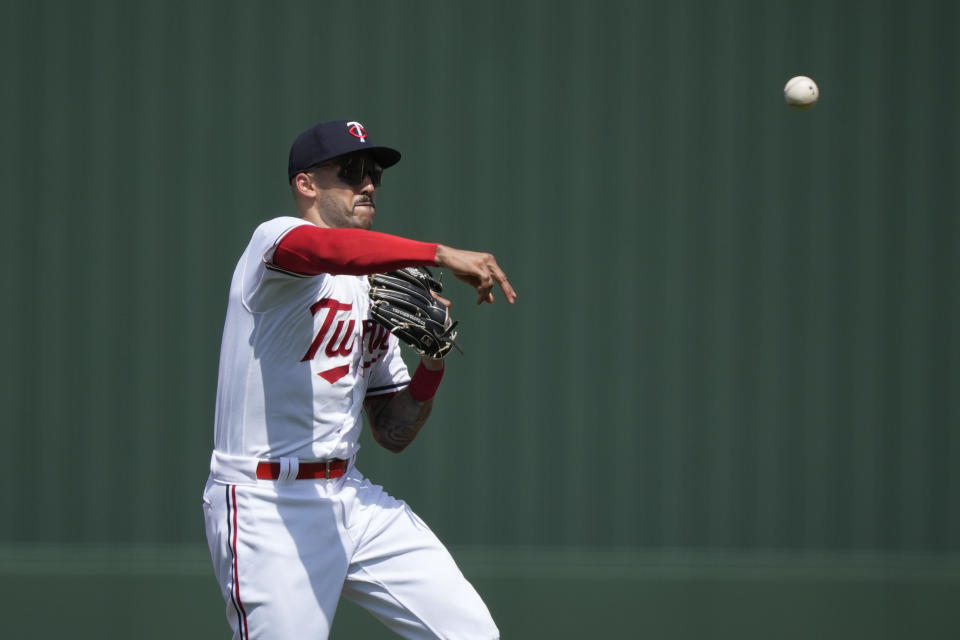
[{"x1": 202, "y1": 459, "x2": 498, "y2": 639}]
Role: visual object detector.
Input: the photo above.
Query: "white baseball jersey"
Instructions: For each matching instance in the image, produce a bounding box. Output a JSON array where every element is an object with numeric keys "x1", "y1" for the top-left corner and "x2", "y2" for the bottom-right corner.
[
  {"x1": 204, "y1": 216, "x2": 499, "y2": 639},
  {"x1": 213, "y1": 215, "x2": 410, "y2": 462}
]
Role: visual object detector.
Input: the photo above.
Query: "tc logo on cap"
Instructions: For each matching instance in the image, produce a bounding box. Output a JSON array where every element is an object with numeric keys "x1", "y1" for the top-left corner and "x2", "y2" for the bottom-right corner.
[{"x1": 347, "y1": 121, "x2": 367, "y2": 143}]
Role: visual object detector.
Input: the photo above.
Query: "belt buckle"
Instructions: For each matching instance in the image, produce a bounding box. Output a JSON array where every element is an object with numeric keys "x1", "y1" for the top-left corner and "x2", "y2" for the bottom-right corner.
[{"x1": 324, "y1": 460, "x2": 332, "y2": 478}]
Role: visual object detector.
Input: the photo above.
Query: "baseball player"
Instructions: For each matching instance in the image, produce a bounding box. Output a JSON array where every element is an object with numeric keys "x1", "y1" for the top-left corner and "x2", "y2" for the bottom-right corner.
[{"x1": 202, "y1": 119, "x2": 516, "y2": 639}]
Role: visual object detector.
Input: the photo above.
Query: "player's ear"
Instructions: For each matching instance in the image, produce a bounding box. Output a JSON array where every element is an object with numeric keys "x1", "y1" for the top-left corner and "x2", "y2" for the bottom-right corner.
[{"x1": 293, "y1": 171, "x2": 317, "y2": 198}]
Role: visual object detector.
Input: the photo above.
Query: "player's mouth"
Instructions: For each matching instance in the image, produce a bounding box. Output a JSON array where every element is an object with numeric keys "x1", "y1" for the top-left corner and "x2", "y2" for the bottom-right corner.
[{"x1": 354, "y1": 200, "x2": 375, "y2": 211}]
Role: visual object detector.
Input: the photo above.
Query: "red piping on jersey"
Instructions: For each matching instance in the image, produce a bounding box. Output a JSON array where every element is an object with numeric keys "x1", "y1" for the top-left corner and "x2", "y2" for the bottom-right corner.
[{"x1": 272, "y1": 225, "x2": 438, "y2": 276}]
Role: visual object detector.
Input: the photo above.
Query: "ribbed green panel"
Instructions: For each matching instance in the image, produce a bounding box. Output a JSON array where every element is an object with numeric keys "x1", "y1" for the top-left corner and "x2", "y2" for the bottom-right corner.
[
  {"x1": 2, "y1": 546, "x2": 958, "y2": 639},
  {"x1": 1, "y1": 0, "x2": 957, "y2": 552}
]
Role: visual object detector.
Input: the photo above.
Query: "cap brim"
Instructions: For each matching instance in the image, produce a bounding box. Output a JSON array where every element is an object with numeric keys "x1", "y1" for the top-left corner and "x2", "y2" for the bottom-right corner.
[{"x1": 369, "y1": 146, "x2": 401, "y2": 168}]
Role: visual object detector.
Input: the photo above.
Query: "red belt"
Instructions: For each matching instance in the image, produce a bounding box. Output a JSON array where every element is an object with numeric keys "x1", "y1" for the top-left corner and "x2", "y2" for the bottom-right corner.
[{"x1": 255, "y1": 459, "x2": 349, "y2": 480}]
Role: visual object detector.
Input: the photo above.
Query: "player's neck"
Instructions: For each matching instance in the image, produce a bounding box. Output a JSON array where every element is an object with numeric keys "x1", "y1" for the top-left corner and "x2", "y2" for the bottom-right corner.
[{"x1": 299, "y1": 208, "x2": 330, "y2": 229}]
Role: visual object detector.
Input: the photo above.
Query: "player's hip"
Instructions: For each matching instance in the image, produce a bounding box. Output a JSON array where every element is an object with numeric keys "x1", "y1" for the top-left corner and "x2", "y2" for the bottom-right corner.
[{"x1": 207, "y1": 449, "x2": 358, "y2": 486}]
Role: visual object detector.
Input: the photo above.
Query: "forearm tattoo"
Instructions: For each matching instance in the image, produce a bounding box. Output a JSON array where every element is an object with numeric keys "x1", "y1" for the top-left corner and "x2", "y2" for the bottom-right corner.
[{"x1": 364, "y1": 390, "x2": 434, "y2": 453}]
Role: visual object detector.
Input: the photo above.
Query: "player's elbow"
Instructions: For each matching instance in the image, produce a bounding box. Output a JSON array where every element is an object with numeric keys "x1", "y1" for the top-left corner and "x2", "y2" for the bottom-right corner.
[
  {"x1": 372, "y1": 430, "x2": 409, "y2": 453},
  {"x1": 370, "y1": 427, "x2": 413, "y2": 453}
]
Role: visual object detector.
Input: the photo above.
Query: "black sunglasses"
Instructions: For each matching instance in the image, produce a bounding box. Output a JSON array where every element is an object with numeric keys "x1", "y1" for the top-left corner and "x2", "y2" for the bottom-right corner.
[{"x1": 322, "y1": 154, "x2": 384, "y2": 187}]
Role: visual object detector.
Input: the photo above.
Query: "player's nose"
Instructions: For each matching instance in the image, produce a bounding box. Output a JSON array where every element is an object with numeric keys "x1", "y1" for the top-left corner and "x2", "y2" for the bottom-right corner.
[{"x1": 358, "y1": 174, "x2": 376, "y2": 194}]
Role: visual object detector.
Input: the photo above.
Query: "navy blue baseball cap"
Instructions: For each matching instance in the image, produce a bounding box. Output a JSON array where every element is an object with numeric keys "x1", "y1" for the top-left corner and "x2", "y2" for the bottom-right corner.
[{"x1": 287, "y1": 120, "x2": 401, "y2": 182}]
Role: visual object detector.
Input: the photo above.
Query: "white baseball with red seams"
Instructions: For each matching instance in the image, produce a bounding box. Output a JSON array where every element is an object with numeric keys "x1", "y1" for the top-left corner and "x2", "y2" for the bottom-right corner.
[
  {"x1": 202, "y1": 216, "x2": 498, "y2": 639},
  {"x1": 784, "y1": 75, "x2": 819, "y2": 108}
]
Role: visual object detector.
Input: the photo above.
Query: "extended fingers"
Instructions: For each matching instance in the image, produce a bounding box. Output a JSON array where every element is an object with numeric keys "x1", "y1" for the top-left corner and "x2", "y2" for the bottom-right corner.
[
  {"x1": 474, "y1": 262, "x2": 516, "y2": 305},
  {"x1": 479, "y1": 258, "x2": 516, "y2": 305},
  {"x1": 439, "y1": 247, "x2": 516, "y2": 305},
  {"x1": 490, "y1": 264, "x2": 516, "y2": 304},
  {"x1": 474, "y1": 275, "x2": 494, "y2": 305}
]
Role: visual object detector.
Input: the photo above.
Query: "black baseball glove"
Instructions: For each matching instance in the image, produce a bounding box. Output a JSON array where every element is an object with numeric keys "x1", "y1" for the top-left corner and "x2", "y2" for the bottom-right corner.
[{"x1": 368, "y1": 266, "x2": 461, "y2": 359}]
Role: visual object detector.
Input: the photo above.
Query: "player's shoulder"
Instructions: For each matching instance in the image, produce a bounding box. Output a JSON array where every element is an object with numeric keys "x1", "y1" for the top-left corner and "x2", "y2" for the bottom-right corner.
[
  {"x1": 242, "y1": 216, "x2": 311, "y2": 258},
  {"x1": 251, "y1": 216, "x2": 310, "y2": 245}
]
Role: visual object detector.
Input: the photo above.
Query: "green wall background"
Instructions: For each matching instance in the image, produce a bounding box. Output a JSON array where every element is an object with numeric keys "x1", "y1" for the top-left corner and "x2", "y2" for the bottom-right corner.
[{"x1": 1, "y1": 0, "x2": 957, "y2": 637}]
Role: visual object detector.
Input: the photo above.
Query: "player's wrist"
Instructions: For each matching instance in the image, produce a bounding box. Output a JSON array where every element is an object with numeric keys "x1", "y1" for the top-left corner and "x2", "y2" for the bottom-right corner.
[
  {"x1": 419, "y1": 355, "x2": 445, "y2": 371},
  {"x1": 408, "y1": 361, "x2": 444, "y2": 401}
]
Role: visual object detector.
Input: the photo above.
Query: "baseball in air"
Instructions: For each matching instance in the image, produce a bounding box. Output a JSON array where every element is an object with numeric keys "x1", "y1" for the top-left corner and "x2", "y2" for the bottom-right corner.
[{"x1": 784, "y1": 75, "x2": 819, "y2": 109}]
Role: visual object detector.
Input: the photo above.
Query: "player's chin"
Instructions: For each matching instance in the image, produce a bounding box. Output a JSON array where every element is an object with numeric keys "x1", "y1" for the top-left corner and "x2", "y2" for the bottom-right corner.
[{"x1": 353, "y1": 205, "x2": 376, "y2": 229}]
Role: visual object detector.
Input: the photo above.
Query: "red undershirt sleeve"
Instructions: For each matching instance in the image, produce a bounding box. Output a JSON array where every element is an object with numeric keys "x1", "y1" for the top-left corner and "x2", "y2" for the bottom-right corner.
[{"x1": 271, "y1": 224, "x2": 439, "y2": 276}]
